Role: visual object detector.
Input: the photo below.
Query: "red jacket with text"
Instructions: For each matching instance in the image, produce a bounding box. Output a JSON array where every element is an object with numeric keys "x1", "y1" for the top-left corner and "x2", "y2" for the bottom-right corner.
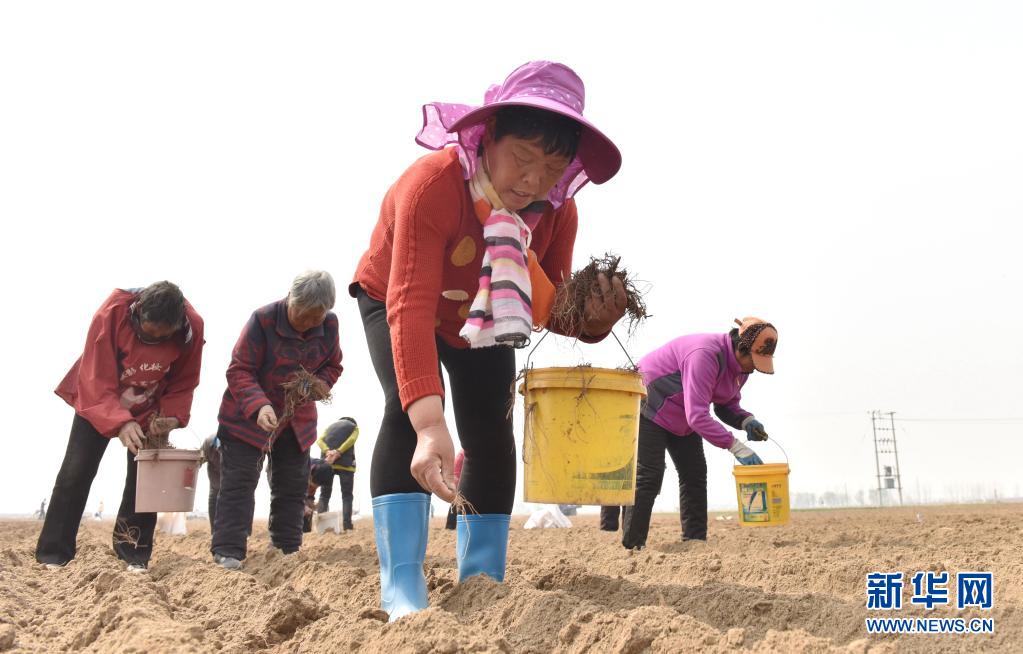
[{"x1": 55, "y1": 289, "x2": 205, "y2": 437}]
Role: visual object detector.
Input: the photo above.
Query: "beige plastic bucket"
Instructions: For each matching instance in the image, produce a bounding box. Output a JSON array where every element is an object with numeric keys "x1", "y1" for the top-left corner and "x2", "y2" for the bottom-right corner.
[{"x1": 135, "y1": 449, "x2": 201, "y2": 513}]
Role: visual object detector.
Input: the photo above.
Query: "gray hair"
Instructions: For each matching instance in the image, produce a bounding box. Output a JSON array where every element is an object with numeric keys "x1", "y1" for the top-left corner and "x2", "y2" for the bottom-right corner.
[{"x1": 288, "y1": 270, "x2": 336, "y2": 311}]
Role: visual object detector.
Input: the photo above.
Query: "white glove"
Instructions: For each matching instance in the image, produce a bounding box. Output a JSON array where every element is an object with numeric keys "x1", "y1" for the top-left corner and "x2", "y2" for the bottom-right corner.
[{"x1": 729, "y1": 438, "x2": 764, "y2": 465}]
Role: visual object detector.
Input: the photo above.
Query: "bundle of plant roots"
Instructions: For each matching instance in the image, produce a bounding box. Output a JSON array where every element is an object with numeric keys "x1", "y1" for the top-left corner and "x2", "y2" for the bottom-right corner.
[
  {"x1": 551, "y1": 253, "x2": 649, "y2": 335},
  {"x1": 269, "y1": 367, "x2": 332, "y2": 446},
  {"x1": 144, "y1": 412, "x2": 175, "y2": 450}
]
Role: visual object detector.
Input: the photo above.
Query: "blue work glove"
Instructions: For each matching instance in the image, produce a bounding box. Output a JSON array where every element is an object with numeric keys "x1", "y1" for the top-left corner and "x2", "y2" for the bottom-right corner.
[
  {"x1": 742, "y1": 417, "x2": 769, "y2": 441},
  {"x1": 729, "y1": 438, "x2": 764, "y2": 465}
]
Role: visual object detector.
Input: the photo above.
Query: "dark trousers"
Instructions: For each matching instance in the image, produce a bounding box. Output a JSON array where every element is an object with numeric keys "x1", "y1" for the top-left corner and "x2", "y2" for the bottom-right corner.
[
  {"x1": 600, "y1": 505, "x2": 622, "y2": 531},
  {"x1": 36, "y1": 415, "x2": 157, "y2": 566},
  {"x1": 358, "y1": 288, "x2": 516, "y2": 514},
  {"x1": 210, "y1": 427, "x2": 309, "y2": 559},
  {"x1": 317, "y1": 469, "x2": 355, "y2": 528},
  {"x1": 206, "y1": 459, "x2": 221, "y2": 531},
  {"x1": 621, "y1": 416, "x2": 708, "y2": 549}
]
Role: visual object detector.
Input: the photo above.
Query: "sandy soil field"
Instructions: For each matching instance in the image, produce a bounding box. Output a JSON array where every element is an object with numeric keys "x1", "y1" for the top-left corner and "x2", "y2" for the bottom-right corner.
[{"x1": 0, "y1": 504, "x2": 1019, "y2": 653}]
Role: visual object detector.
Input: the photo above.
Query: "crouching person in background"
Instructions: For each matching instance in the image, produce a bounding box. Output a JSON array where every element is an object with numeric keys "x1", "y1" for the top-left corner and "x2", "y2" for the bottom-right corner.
[
  {"x1": 201, "y1": 433, "x2": 222, "y2": 530},
  {"x1": 303, "y1": 458, "x2": 337, "y2": 533}
]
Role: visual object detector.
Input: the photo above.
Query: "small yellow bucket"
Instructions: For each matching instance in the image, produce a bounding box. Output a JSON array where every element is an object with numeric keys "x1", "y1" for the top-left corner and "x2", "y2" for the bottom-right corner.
[
  {"x1": 732, "y1": 462, "x2": 790, "y2": 527},
  {"x1": 521, "y1": 366, "x2": 646, "y2": 505}
]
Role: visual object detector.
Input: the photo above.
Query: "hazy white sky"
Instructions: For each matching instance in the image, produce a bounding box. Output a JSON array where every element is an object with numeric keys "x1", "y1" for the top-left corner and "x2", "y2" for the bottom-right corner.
[{"x1": 1, "y1": 1, "x2": 1021, "y2": 518}]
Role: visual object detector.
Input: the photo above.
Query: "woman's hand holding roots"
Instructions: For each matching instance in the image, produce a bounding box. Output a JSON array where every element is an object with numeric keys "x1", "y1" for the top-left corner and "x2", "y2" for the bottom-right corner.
[
  {"x1": 411, "y1": 423, "x2": 457, "y2": 502},
  {"x1": 582, "y1": 272, "x2": 627, "y2": 336}
]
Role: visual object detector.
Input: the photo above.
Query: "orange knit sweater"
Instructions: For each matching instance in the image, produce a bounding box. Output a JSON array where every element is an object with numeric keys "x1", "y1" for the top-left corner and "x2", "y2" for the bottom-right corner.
[{"x1": 351, "y1": 148, "x2": 597, "y2": 410}]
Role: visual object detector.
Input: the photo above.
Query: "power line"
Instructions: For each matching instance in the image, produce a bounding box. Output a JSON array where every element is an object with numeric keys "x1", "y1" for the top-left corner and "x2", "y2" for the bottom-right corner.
[
  {"x1": 760, "y1": 414, "x2": 1023, "y2": 426},
  {"x1": 894, "y1": 417, "x2": 1023, "y2": 424}
]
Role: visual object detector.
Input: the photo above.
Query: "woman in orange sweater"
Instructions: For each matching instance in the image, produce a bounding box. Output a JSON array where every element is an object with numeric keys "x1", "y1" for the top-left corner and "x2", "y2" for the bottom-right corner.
[{"x1": 350, "y1": 61, "x2": 626, "y2": 621}]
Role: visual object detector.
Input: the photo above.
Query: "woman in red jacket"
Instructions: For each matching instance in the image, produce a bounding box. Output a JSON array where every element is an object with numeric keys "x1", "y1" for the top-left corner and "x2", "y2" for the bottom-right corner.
[
  {"x1": 350, "y1": 61, "x2": 627, "y2": 621},
  {"x1": 36, "y1": 281, "x2": 204, "y2": 571}
]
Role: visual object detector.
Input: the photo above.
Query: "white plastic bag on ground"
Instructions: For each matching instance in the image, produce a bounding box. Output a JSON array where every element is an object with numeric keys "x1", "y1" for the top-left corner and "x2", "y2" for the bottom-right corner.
[
  {"x1": 157, "y1": 511, "x2": 187, "y2": 536},
  {"x1": 523, "y1": 504, "x2": 572, "y2": 529},
  {"x1": 314, "y1": 511, "x2": 343, "y2": 535}
]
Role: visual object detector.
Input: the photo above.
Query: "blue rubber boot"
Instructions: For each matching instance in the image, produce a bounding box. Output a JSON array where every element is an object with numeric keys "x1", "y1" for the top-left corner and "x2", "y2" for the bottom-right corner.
[
  {"x1": 456, "y1": 513, "x2": 511, "y2": 583},
  {"x1": 372, "y1": 493, "x2": 430, "y2": 621}
]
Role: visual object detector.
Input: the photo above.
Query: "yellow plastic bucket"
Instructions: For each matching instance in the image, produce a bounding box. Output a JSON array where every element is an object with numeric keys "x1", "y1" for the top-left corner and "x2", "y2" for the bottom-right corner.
[
  {"x1": 521, "y1": 366, "x2": 646, "y2": 505},
  {"x1": 732, "y1": 462, "x2": 790, "y2": 527}
]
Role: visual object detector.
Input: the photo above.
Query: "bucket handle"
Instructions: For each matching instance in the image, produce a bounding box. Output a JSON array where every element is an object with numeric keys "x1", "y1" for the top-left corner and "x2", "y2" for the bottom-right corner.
[
  {"x1": 525, "y1": 329, "x2": 551, "y2": 370},
  {"x1": 526, "y1": 328, "x2": 637, "y2": 370},
  {"x1": 610, "y1": 330, "x2": 638, "y2": 369},
  {"x1": 761, "y1": 436, "x2": 789, "y2": 466}
]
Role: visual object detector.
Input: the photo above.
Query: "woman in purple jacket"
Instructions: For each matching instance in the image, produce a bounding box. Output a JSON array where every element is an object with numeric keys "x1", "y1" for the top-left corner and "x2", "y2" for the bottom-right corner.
[{"x1": 617, "y1": 317, "x2": 777, "y2": 549}]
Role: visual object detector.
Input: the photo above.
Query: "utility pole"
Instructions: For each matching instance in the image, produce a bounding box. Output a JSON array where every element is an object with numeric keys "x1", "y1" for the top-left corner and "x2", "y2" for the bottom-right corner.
[{"x1": 871, "y1": 410, "x2": 904, "y2": 506}]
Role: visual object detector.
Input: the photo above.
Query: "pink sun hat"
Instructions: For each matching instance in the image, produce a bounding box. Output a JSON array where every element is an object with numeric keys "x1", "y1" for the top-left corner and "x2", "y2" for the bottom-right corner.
[{"x1": 416, "y1": 61, "x2": 622, "y2": 207}]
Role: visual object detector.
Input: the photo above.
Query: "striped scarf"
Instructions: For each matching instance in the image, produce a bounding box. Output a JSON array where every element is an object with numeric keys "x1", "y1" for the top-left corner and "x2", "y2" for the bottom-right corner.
[{"x1": 459, "y1": 160, "x2": 544, "y2": 348}]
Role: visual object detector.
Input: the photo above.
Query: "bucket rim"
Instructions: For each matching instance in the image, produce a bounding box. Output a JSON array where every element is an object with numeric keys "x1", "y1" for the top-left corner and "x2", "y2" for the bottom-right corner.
[
  {"x1": 522, "y1": 366, "x2": 646, "y2": 395},
  {"x1": 524, "y1": 365, "x2": 642, "y2": 377},
  {"x1": 135, "y1": 448, "x2": 202, "y2": 461},
  {"x1": 732, "y1": 462, "x2": 790, "y2": 476}
]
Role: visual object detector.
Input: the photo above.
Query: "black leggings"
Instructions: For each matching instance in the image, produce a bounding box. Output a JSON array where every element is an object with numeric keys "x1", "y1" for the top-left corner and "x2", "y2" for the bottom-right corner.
[
  {"x1": 36, "y1": 414, "x2": 156, "y2": 566},
  {"x1": 622, "y1": 416, "x2": 708, "y2": 548},
  {"x1": 357, "y1": 288, "x2": 516, "y2": 515}
]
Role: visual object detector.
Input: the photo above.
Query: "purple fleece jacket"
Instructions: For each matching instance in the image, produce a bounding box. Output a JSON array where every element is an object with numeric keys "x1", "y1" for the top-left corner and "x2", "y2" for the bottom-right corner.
[{"x1": 637, "y1": 333, "x2": 752, "y2": 449}]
